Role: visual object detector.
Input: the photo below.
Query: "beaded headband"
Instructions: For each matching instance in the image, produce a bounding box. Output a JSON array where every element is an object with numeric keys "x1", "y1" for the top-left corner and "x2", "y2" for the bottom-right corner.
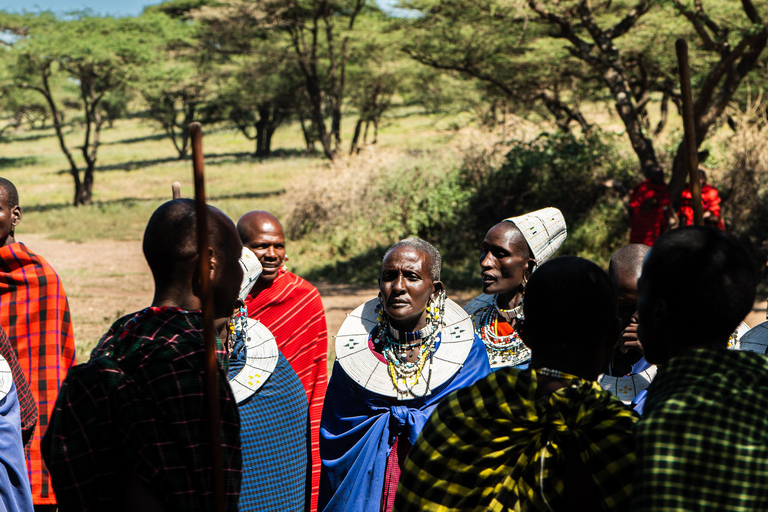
[
  {"x1": 238, "y1": 247, "x2": 263, "y2": 302},
  {"x1": 504, "y1": 207, "x2": 567, "y2": 265}
]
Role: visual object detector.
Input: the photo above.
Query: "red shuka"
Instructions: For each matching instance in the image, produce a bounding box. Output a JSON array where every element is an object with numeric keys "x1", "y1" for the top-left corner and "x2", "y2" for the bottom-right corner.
[
  {"x1": 245, "y1": 269, "x2": 328, "y2": 512},
  {"x1": 629, "y1": 180, "x2": 671, "y2": 246},
  {"x1": 678, "y1": 183, "x2": 726, "y2": 230},
  {"x1": 0, "y1": 242, "x2": 76, "y2": 505}
]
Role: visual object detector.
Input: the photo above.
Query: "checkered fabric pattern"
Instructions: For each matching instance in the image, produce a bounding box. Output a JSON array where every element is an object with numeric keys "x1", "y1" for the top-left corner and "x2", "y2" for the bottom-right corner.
[
  {"x1": 0, "y1": 241, "x2": 76, "y2": 505},
  {"x1": 229, "y1": 344, "x2": 309, "y2": 512},
  {"x1": 394, "y1": 368, "x2": 637, "y2": 512},
  {"x1": 41, "y1": 307, "x2": 241, "y2": 512},
  {"x1": 246, "y1": 269, "x2": 328, "y2": 512},
  {"x1": 632, "y1": 348, "x2": 768, "y2": 511}
]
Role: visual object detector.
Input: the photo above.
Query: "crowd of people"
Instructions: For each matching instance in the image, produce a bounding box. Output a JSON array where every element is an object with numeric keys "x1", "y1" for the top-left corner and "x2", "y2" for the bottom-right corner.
[{"x1": 0, "y1": 172, "x2": 765, "y2": 512}]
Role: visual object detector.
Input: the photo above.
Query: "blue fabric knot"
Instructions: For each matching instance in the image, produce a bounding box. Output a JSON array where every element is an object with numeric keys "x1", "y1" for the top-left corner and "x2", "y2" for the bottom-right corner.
[{"x1": 390, "y1": 405, "x2": 410, "y2": 436}]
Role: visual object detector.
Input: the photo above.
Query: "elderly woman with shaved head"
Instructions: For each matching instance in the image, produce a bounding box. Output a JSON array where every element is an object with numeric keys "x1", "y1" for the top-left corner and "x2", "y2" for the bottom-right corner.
[{"x1": 319, "y1": 237, "x2": 490, "y2": 512}]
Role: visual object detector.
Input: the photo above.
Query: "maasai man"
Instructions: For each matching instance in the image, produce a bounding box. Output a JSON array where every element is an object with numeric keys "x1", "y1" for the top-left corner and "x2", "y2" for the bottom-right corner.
[
  {"x1": 598, "y1": 244, "x2": 655, "y2": 414},
  {"x1": 464, "y1": 207, "x2": 566, "y2": 369},
  {"x1": 238, "y1": 210, "x2": 327, "y2": 511},
  {"x1": 226, "y1": 247, "x2": 310, "y2": 511},
  {"x1": 628, "y1": 165, "x2": 673, "y2": 246},
  {"x1": 632, "y1": 227, "x2": 768, "y2": 511},
  {"x1": 0, "y1": 177, "x2": 75, "y2": 509},
  {"x1": 42, "y1": 199, "x2": 242, "y2": 512},
  {"x1": 394, "y1": 257, "x2": 637, "y2": 512},
  {"x1": 321, "y1": 237, "x2": 490, "y2": 512},
  {"x1": 678, "y1": 169, "x2": 726, "y2": 230}
]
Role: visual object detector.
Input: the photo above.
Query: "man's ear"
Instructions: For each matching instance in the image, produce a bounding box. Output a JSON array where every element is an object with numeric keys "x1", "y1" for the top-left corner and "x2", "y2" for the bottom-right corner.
[
  {"x1": 207, "y1": 247, "x2": 216, "y2": 280},
  {"x1": 11, "y1": 206, "x2": 20, "y2": 228}
]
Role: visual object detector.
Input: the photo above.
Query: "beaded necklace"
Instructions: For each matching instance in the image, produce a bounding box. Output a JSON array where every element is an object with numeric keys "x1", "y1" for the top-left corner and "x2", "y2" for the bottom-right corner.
[
  {"x1": 478, "y1": 297, "x2": 530, "y2": 366},
  {"x1": 228, "y1": 301, "x2": 248, "y2": 356},
  {"x1": 376, "y1": 290, "x2": 446, "y2": 398}
]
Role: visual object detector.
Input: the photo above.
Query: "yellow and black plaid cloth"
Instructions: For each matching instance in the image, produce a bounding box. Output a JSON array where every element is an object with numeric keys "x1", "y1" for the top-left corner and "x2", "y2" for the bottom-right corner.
[
  {"x1": 632, "y1": 348, "x2": 768, "y2": 511},
  {"x1": 393, "y1": 368, "x2": 637, "y2": 511}
]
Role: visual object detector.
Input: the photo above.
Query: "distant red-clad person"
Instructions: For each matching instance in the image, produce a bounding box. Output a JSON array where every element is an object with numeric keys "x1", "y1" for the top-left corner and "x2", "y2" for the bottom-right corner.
[
  {"x1": 238, "y1": 211, "x2": 328, "y2": 512},
  {"x1": 628, "y1": 165, "x2": 674, "y2": 246},
  {"x1": 678, "y1": 169, "x2": 726, "y2": 230}
]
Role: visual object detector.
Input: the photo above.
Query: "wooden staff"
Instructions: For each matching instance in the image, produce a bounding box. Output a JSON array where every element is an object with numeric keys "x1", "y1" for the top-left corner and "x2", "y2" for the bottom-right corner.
[
  {"x1": 172, "y1": 181, "x2": 181, "y2": 200},
  {"x1": 676, "y1": 38, "x2": 704, "y2": 226},
  {"x1": 190, "y1": 122, "x2": 225, "y2": 512}
]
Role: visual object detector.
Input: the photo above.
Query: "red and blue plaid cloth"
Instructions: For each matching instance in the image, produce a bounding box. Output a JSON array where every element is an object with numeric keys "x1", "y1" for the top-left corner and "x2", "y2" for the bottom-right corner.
[
  {"x1": 0, "y1": 241, "x2": 76, "y2": 505},
  {"x1": 42, "y1": 307, "x2": 241, "y2": 512}
]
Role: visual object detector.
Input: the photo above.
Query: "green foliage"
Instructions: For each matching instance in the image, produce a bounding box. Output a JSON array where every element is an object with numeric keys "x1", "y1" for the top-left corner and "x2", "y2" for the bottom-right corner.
[{"x1": 290, "y1": 128, "x2": 636, "y2": 286}]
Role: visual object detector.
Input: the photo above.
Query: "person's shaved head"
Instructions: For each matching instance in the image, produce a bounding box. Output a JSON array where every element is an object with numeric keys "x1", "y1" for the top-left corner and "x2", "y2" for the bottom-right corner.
[
  {"x1": 237, "y1": 211, "x2": 286, "y2": 286},
  {"x1": 639, "y1": 227, "x2": 756, "y2": 364},
  {"x1": 609, "y1": 244, "x2": 650, "y2": 291},
  {"x1": 523, "y1": 256, "x2": 619, "y2": 379},
  {"x1": 237, "y1": 211, "x2": 284, "y2": 242},
  {"x1": 0, "y1": 179, "x2": 19, "y2": 209},
  {"x1": 144, "y1": 199, "x2": 243, "y2": 317},
  {"x1": 0, "y1": 177, "x2": 21, "y2": 247}
]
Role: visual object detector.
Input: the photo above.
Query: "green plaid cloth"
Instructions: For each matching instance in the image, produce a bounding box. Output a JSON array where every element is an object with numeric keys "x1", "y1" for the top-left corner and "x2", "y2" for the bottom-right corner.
[
  {"x1": 632, "y1": 348, "x2": 768, "y2": 511},
  {"x1": 394, "y1": 368, "x2": 637, "y2": 511},
  {"x1": 42, "y1": 307, "x2": 241, "y2": 512}
]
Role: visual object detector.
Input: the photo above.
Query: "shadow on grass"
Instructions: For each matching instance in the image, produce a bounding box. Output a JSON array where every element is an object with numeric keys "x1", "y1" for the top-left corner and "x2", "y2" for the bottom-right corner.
[
  {"x1": 103, "y1": 132, "x2": 169, "y2": 145},
  {"x1": 52, "y1": 151, "x2": 271, "y2": 175},
  {"x1": 0, "y1": 156, "x2": 38, "y2": 170},
  {"x1": 0, "y1": 131, "x2": 56, "y2": 144},
  {"x1": 23, "y1": 189, "x2": 285, "y2": 213}
]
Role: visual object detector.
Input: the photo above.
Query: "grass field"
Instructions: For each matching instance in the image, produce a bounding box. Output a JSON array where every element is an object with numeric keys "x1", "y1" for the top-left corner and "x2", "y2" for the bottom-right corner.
[{"x1": 1, "y1": 106, "x2": 472, "y2": 244}]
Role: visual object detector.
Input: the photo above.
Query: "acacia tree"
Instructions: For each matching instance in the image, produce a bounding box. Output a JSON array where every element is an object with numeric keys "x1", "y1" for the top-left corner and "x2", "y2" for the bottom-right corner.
[
  {"x1": 138, "y1": 14, "x2": 213, "y2": 160},
  {"x1": 1, "y1": 13, "x2": 167, "y2": 205},
  {"x1": 404, "y1": 0, "x2": 768, "y2": 201},
  {"x1": 212, "y1": 46, "x2": 304, "y2": 157},
  {"x1": 194, "y1": 0, "x2": 367, "y2": 160},
  {"x1": 401, "y1": 0, "x2": 593, "y2": 133},
  {"x1": 527, "y1": 0, "x2": 768, "y2": 201}
]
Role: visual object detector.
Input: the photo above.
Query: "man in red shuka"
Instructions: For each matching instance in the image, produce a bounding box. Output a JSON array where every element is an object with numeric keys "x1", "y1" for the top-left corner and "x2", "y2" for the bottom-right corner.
[
  {"x1": 238, "y1": 211, "x2": 328, "y2": 512},
  {"x1": 628, "y1": 165, "x2": 673, "y2": 246},
  {"x1": 678, "y1": 169, "x2": 726, "y2": 230}
]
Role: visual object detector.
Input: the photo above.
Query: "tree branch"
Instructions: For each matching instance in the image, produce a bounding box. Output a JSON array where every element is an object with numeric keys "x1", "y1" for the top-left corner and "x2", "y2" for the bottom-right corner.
[{"x1": 605, "y1": 0, "x2": 651, "y2": 40}]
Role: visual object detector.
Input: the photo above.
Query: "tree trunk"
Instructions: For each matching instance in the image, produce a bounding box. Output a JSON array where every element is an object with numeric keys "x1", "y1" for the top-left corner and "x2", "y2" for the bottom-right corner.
[
  {"x1": 350, "y1": 118, "x2": 363, "y2": 154},
  {"x1": 300, "y1": 117, "x2": 315, "y2": 153}
]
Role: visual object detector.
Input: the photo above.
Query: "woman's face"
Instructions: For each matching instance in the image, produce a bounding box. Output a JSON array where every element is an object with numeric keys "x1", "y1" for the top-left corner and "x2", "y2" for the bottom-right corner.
[
  {"x1": 479, "y1": 223, "x2": 531, "y2": 297},
  {"x1": 379, "y1": 246, "x2": 439, "y2": 331}
]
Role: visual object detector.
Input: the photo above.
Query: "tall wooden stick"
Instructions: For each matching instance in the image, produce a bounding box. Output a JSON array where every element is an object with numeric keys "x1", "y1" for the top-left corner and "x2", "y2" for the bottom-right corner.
[
  {"x1": 676, "y1": 38, "x2": 704, "y2": 226},
  {"x1": 190, "y1": 122, "x2": 225, "y2": 512}
]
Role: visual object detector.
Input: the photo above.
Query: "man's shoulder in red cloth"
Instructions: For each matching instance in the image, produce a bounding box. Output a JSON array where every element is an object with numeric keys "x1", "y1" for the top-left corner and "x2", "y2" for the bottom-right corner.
[
  {"x1": 0, "y1": 241, "x2": 76, "y2": 505},
  {"x1": 629, "y1": 180, "x2": 671, "y2": 246},
  {"x1": 245, "y1": 267, "x2": 328, "y2": 512}
]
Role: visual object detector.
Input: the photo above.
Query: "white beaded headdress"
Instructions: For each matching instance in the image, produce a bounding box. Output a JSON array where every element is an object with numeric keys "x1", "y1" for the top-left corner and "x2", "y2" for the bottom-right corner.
[
  {"x1": 238, "y1": 247, "x2": 263, "y2": 302},
  {"x1": 504, "y1": 207, "x2": 567, "y2": 265}
]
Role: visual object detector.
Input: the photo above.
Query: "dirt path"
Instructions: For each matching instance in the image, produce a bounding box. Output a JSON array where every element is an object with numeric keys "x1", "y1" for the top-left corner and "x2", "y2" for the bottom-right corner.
[{"x1": 19, "y1": 233, "x2": 768, "y2": 363}]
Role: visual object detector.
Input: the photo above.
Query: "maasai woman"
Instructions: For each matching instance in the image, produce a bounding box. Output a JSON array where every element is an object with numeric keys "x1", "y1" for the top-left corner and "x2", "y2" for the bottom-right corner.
[
  {"x1": 464, "y1": 207, "x2": 566, "y2": 369},
  {"x1": 319, "y1": 237, "x2": 490, "y2": 512}
]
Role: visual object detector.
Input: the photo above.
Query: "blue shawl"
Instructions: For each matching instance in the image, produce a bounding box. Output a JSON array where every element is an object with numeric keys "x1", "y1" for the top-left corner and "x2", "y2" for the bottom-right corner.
[{"x1": 318, "y1": 332, "x2": 491, "y2": 512}]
